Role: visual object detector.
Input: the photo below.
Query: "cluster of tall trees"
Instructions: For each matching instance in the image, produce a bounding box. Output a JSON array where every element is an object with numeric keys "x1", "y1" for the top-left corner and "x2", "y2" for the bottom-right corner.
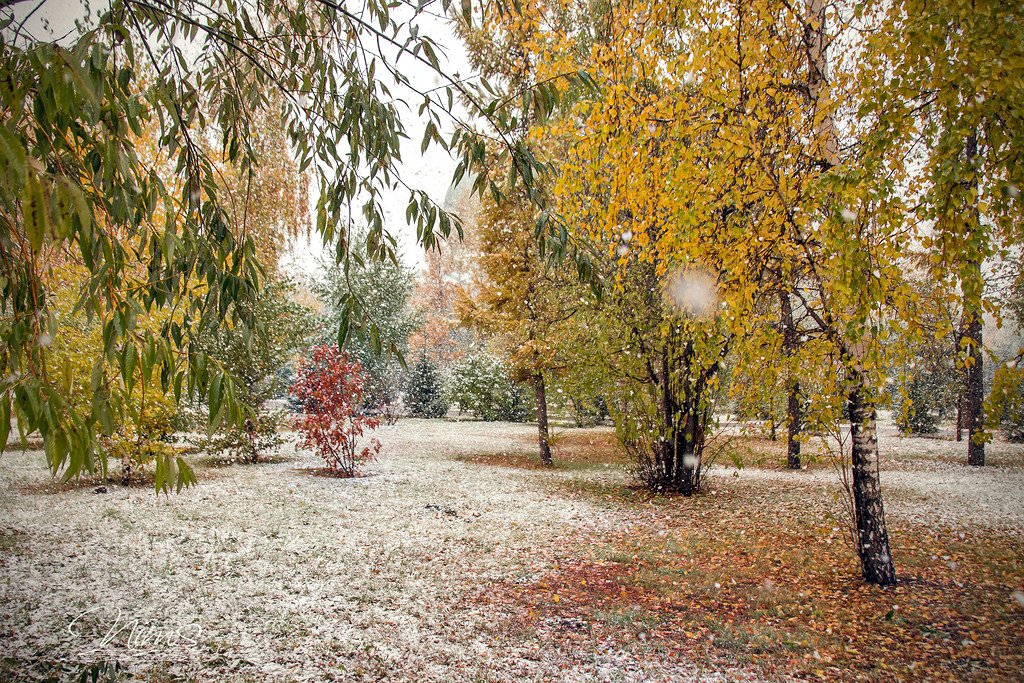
[
  {"x1": 2, "y1": 0, "x2": 1021, "y2": 592},
  {"x1": 452, "y1": 0, "x2": 1023, "y2": 586}
]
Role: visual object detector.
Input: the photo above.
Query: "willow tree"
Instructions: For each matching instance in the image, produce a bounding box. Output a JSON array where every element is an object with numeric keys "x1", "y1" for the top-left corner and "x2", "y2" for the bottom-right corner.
[{"x1": 0, "y1": 0, "x2": 550, "y2": 487}]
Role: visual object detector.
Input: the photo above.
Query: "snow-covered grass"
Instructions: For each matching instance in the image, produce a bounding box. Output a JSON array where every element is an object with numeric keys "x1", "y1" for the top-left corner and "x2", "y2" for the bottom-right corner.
[
  {"x1": 0, "y1": 420, "x2": 640, "y2": 682},
  {"x1": 0, "y1": 418, "x2": 1021, "y2": 682},
  {"x1": 707, "y1": 420, "x2": 1024, "y2": 534}
]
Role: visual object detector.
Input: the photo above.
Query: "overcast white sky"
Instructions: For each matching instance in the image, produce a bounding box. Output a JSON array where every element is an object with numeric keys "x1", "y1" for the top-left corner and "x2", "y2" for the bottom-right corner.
[{"x1": 9, "y1": 0, "x2": 472, "y2": 277}]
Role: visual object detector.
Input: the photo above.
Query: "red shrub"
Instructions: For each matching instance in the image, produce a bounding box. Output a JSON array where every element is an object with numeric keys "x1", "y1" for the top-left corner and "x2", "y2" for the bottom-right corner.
[{"x1": 290, "y1": 345, "x2": 382, "y2": 476}]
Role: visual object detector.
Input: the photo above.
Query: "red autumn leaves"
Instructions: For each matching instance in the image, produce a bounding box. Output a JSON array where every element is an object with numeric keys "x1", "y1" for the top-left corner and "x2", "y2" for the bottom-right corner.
[{"x1": 290, "y1": 345, "x2": 381, "y2": 476}]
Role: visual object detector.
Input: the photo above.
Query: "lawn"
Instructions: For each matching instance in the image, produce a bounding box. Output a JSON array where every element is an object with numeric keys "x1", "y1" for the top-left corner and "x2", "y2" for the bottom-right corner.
[{"x1": 1, "y1": 419, "x2": 1022, "y2": 681}]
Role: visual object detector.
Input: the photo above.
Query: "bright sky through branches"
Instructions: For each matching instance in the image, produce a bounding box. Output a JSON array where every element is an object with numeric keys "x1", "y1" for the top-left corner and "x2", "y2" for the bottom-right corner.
[{"x1": 10, "y1": 0, "x2": 471, "y2": 274}]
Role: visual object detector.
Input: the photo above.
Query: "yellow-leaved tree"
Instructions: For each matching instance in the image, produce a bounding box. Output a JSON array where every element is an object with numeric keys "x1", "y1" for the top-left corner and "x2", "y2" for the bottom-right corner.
[
  {"x1": 514, "y1": 0, "x2": 940, "y2": 586},
  {"x1": 858, "y1": 0, "x2": 1024, "y2": 466}
]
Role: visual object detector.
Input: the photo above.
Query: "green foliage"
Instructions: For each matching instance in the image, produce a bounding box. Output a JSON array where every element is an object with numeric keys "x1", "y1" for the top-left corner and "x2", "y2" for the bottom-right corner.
[
  {"x1": 44, "y1": 265, "x2": 193, "y2": 488},
  {"x1": 102, "y1": 386, "x2": 183, "y2": 485},
  {"x1": 195, "y1": 279, "x2": 312, "y2": 462},
  {"x1": 0, "y1": 18, "x2": 260, "y2": 490},
  {"x1": 987, "y1": 362, "x2": 1024, "y2": 442},
  {"x1": 893, "y1": 360, "x2": 959, "y2": 436},
  {"x1": 0, "y1": 0, "x2": 546, "y2": 486},
  {"x1": 890, "y1": 287, "x2": 959, "y2": 435},
  {"x1": 201, "y1": 410, "x2": 287, "y2": 464},
  {"x1": 894, "y1": 376, "x2": 942, "y2": 435},
  {"x1": 561, "y1": 391, "x2": 609, "y2": 428},
  {"x1": 862, "y1": 0, "x2": 1024, "y2": 315},
  {"x1": 406, "y1": 354, "x2": 449, "y2": 418},
  {"x1": 316, "y1": 244, "x2": 418, "y2": 423},
  {"x1": 447, "y1": 349, "x2": 532, "y2": 422}
]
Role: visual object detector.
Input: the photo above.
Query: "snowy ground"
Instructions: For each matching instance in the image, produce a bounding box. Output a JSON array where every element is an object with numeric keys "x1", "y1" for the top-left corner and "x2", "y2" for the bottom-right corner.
[
  {"x1": 0, "y1": 419, "x2": 1021, "y2": 681},
  {"x1": 712, "y1": 419, "x2": 1024, "y2": 536},
  {"x1": 712, "y1": 419, "x2": 1024, "y2": 534}
]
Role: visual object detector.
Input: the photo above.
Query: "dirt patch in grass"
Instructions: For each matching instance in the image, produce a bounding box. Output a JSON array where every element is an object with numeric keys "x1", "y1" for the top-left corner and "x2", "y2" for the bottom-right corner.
[
  {"x1": 16, "y1": 474, "x2": 112, "y2": 495},
  {"x1": 0, "y1": 527, "x2": 26, "y2": 555},
  {"x1": 454, "y1": 427, "x2": 629, "y2": 472},
  {"x1": 194, "y1": 452, "x2": 297, "y2": 468},
  {"x1": 15, "y1": 456, "x2": 245, "y2": 495},
  {"x1": 295, "y1": 466, "x2": 379, "y2": 479}
]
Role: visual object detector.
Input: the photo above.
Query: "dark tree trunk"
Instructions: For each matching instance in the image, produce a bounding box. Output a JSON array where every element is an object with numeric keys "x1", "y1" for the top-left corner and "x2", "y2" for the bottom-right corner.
[
  {"x1": 780, "y1": 292, "x2": 802, "y2": 469},
  {"x1": 653, "y1": 342, "x2": 701, "y2": 495},
  {"x1": 848, "y1": 379, "x2": 897, "y2": 586},
  {"x1": 680, "y1": 387, "x2": 702, "y2": 496},
  {"x1": 243, "y1": 415, "x2": 258, "y2": 464},
  {"x1": 534, "y1": 372, "x2": 553, "y2": 466},
  {"x1": 962, "y1": 132, "x2": 985, "y2": 466},
  {"x1": 955, "y1": 397, "x2": 963, "y2": 442},
  {"x1": 963, "y1": 311, "x2": 985, "y2": 466},
  {"x1": 787, "y1": 384, "x2": 803, "y2": 469},
  {"x1": 656, "y1": 346, "x2": 677, "y2": 487}
]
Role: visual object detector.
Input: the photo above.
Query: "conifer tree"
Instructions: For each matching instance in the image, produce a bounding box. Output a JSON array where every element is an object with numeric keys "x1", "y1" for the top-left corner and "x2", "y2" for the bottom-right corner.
[{"x1": 406, "y1": 354, "x2": 449, "y2": 419}]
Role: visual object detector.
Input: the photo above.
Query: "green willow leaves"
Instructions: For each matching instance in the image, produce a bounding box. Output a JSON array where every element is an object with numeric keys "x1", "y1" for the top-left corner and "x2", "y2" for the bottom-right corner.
[{"x1": 0, "y1": 0, "x2": 549, "y2": 489}]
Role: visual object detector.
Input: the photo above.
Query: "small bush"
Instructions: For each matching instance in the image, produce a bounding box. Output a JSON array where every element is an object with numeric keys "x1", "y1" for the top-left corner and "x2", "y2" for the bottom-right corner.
[
  {"x1": 201, "y1": 410, "x2": 286, "y2": 464},
  {"x1": 197, "y1": 279, "x2": 312, "y2": 460},
  {"x1": 103, "y1": 387, "x2": 182, "y2": 485},
  {"x1": 447, "y1": 351, "x2": 532, "y2": 422},
  {"x1": 290, "y1": 345, "x2": 382, "y2": 476},
  {"x1": 988, "y1": 363, "x2": 1024, "y2": 443}
]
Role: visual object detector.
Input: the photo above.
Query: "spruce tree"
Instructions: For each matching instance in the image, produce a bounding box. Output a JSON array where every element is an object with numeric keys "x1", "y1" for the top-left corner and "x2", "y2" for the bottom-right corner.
[{"x1": 406, "y1": 355, "x2": 449, "y2": 419}]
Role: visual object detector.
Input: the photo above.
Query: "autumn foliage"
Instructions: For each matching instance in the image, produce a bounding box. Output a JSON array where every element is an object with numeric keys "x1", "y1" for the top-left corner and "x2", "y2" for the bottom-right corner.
[{"x1": 290, "y1": 345, "x2": 382, "y2": 476}]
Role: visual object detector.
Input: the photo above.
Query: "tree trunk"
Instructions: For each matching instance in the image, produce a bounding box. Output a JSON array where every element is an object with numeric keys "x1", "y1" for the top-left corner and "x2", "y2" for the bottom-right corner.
[
  {"x1": 962, "y1": 132, "x2": 985, "y2": 466},
  {"x1": 652, "y1": 342, "x2": 701, "y2": 495},
  {"x1": 804, "y1": 0, "x2": 893, "y2": 585},
  {"x1": 787, "y1": 384, "x2": 803, "y2": 469},
  {"x1": 675, "y1": 345, "x2": 702, "y2": 496},
  {"x1": 534, "y1": 372, "x2": 553, "y2": 466},
  {"x1": 657, "y1": 346, "x2": 677, "y2": 487},
  {"x1": 848, "y1": 379, "x2": 897, "y2": 586},
  {"x1": 962, "y1": 310, "x2": 985, "y2": 466},
  {"x1": 679, "y1": 395, "x2": 700, "y2": 496},
  {"x1": 780, "y1": 291, "x2": 802, "y2": 469},
  {"x1": 955, "y1": 397, "x2": 963, "y2": 442},
  {"x1": 806, "y1": 0, "x2": 838, "y2": 168}
]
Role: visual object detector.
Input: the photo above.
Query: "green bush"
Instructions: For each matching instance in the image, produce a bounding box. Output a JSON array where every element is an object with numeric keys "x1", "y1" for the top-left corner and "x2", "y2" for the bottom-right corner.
[
  {"x1": 894, "y1": 373, "x2": 942, "y2": 435},
  {"x1": 194, "y1": 279, "x2": 312, "y2": 462},
  {"x1": 447, "y1": 351, "x2": 532, "y2": 422},
  {"x1": 988, "y1": 363, "x2": 1024, "y2": 443}
]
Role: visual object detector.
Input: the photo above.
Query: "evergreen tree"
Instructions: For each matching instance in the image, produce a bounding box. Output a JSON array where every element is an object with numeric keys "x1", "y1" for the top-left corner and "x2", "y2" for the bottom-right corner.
[
  {"x1": 316, "y1": 239, "x2": 419, "y2": 424},
  {"x1": 406, "y1": 355, "x2": 449, "y2": 419}
]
